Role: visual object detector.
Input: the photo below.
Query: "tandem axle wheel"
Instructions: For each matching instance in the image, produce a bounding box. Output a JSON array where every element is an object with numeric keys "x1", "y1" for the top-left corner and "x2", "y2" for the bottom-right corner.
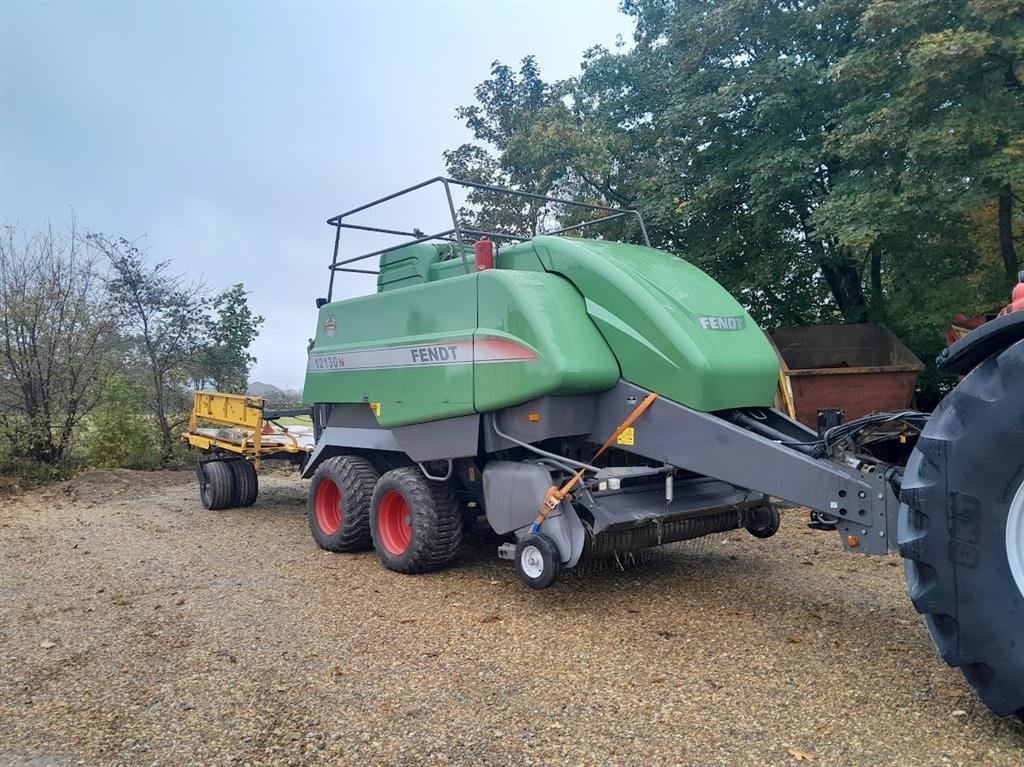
[{"x1": 197, "y1": 459, "x2": 258, "y2": 510}]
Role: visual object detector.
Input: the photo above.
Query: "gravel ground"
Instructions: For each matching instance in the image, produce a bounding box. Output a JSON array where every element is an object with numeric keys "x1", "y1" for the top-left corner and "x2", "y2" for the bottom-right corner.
[{"x1": 1, "y1": 468, "x2": 1022, "y2": 767}]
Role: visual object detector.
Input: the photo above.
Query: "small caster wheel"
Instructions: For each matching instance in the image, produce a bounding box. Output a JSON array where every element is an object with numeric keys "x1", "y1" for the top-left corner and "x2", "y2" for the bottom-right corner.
[
  {"x1": 745, "y1": 505, "x2": 780, "y2": 539},
  {"x1": 515, "y1": 533, "x2": 560, "y2": 590}
]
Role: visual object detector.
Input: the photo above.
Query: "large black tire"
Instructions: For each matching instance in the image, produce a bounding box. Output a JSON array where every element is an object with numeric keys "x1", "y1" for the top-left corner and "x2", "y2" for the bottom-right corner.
[
  {"x1": 308, "y1": 456, "x2": 379, "y2": 552},
  {"x1": 198, "y1": 461, "x2": 234, "y2": 511},
  {"x1": 370, "y1": 467, "x2": 463, "y2": 573},
  {"x1": 898, "y1": 338, "x2": 1024, "y2": 718},
  {"x1": 228, "y1": 460, "x2": 258, "y2": 507}
]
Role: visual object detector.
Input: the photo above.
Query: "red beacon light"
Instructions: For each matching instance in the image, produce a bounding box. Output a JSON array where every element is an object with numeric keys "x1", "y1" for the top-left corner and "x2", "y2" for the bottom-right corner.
[
  {"x1": 999, "y1": 271, "x2": 1024, "y2": 317},
  {"x1": 474, "y1": 239, "x2": 495, "y2": 271},
  {"x1": 1010, "y1": 282, "x2": 1024, "y2": 314}
]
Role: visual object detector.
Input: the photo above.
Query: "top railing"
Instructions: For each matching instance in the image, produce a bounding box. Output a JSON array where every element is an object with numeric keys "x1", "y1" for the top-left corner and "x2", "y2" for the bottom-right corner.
[{"x1": 323, "y1": 177, "x2": 650, "y2": 301}]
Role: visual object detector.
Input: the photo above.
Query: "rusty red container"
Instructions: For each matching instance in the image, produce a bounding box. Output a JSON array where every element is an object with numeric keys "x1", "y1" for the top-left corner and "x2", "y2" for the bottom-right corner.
[{"x1": 769, "y1": 323, "x2": 924, "y2": 428}]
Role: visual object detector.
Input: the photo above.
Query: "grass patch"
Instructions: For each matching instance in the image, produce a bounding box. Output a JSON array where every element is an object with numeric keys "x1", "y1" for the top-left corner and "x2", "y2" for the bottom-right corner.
[{"x1": 272, "y1": 416, "x2": 312, "y2": 427}]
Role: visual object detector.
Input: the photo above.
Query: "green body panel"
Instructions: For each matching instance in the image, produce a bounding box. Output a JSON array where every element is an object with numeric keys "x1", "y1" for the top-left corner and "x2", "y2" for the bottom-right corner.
[
  {"x1": 304, "y1": 235, "x2": 779, "y2": 425},
  {"x1": 494, "y1": 244, "x2": 546, "y2": 273},
  {"x1": 474, "y1": 270, "x2": 619, "y2": 412},
  {"x1": 377, "y1": 244, "x2": 474, "y2": 291},
  {"x1": 528, "y1": 237, "x2": 780, "y2": 411},
  {"x1": 304, "y1": 274, "x2": 478, "y2": 426},
  {"x1": 305, "y1": 265, "x2": 618, "y2": 427},
  {"x1": 430, "y1": 254, "x2": 476, "y2": 282}
]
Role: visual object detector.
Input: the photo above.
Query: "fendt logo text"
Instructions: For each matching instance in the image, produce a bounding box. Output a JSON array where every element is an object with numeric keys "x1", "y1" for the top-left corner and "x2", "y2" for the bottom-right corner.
[
  {"x1": 410, "y1": 345, "x2": 460, "y2": 363},
  {"x1": 698, "y1": 316, "x2": 745, "y2": 331}
]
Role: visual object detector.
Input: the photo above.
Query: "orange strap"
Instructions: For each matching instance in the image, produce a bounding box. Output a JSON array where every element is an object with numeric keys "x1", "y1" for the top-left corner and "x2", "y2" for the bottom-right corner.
[{"x1": 532, "y1": 391, "x2": 658, "y2": 531}]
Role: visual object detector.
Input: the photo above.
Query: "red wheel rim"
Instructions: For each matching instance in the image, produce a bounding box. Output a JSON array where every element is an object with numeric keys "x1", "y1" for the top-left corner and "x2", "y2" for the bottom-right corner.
[
  {"x1": 315, "y1": 479, "x2": 342, "y2": 535},
  {"x1": 378, "y1": 490, "x2": 412, "y2": 555}
]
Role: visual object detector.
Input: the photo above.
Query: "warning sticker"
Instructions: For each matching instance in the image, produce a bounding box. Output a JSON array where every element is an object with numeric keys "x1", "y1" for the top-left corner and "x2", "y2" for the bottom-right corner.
[
  {"x1": 370, "y1": 402, "x2": 381, "y2": 417},
  {"x1": 617, "y1": 427, "x2": 635, "y2": 446}
]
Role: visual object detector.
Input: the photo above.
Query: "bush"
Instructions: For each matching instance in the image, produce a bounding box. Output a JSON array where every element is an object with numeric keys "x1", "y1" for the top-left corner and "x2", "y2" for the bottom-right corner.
[
  {"x1": 0, "y1": 454, "x2": 73, "y2": 491},
  {"x1": 80, "y1": 375, "x2": 162, "y2": 469},
  {"x1": 0, "y1": 423, "x2": 74, "y2": 489}
]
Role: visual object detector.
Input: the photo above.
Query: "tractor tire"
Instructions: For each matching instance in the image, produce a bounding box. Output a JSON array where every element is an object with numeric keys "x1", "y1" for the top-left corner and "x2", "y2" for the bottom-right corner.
[
  {"x1": 308, "y1": 456, "x2": 379, "y2": 552},
  {"x1": 228, "y1": 460, "x2": 258, "y2": 508},
  {"x1": 898, "y1": 338, "x2": 1024, "y2": 719},
  {"x1": 198, "y1": 460, "x2": 234, "y2": 511},
  {"x1": 370, "y1": 467, "x2": 462, "y2": 573}
]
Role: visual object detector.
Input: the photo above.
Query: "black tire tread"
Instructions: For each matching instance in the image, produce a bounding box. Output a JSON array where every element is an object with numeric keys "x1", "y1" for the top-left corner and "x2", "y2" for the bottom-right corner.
[
  {"x1": 200, "y1": 461, "x2": 234, "y2": 511},
  {"x1": 370, "y1": 467, "x2": 463, "y2": 574},
  {"x1": 898, "y1": 339, "x2": 1024, "y2": 718},
  {"x1": 308, "y1": 455, "x2": 379, "y2": 552},
  {"x1": 228, "y1": 460, "x2": 259, "y2": 507},
  {"x1": 745, "y1": 505, "x2": 780, "y2": 539}
]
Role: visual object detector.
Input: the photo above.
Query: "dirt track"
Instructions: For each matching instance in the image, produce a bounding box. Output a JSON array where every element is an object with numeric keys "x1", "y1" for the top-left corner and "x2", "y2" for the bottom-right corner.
[{"x1": 1, "y1": 469, "x2": 1022, "y2": 766}]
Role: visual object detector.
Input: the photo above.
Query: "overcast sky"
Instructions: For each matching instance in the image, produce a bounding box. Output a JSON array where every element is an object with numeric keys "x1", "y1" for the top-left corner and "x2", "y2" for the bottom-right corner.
[{"x1": 1, "y1": 0, "x2": 633, "y2": 390}]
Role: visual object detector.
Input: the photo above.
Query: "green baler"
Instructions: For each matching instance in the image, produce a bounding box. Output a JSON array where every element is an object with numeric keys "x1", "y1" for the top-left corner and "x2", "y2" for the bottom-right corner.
[
  {"x1": 303, "y1": 236, "x2": 779, "y2": 425},
  {"x1": 277, "y1": 178, "x2": 1023, "y2": 718}
]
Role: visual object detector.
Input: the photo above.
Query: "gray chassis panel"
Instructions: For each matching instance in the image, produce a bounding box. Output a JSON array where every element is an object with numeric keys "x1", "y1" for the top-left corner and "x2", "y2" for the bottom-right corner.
[
  {"x1": 392, "y1": 415, "x2": 479, "y2": 461},
  {"x1": 587, "y1": 382, "x2": 899, "y2": 554},
  {"x1": 482, "y1": 460, "x2": 553, "y2": 535},
  {"x1": 302, "y1": 404, "x2": 479, "y2": 477},
  {"x1": 302, "y1": 426, "x2": 401, "y2": 477},
  {"x1": 485, "y1": 394, "x2": 597, "y2": 452}
]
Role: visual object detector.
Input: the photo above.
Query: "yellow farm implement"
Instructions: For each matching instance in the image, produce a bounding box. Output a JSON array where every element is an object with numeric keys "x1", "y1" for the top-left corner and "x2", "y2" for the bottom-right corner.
[{"x1": 181, "y1": 391, "x2": 313, "y2": 510}]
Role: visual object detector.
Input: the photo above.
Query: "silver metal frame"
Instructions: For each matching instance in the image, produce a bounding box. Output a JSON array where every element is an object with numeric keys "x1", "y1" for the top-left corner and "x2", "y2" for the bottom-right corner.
[{"x1": 323, "y1": 177, "x2": 651, "y2": 301}]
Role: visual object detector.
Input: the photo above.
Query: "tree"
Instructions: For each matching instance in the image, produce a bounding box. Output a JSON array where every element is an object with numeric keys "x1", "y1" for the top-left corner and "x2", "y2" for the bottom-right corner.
[
  {"x1": 443, "y1": 56, "x2": 653, "y2": 244},
  {"x1": 444, "y1": 57, "x2": 566, "y2": 236},
  {"x1": 191, "y1": 283, "x2": 264, "y2": 393},
  {"x1": 0, "y1": 223, "x2": 119, "y2": 463},
  {"x1": 582, "y1": 0, "x2": 879, "y2": 322},
  {"x1": 823, "y1": 0, "x2": 1024, "y2": 288},
  {"x1": 447, "y1": 25, "x2": 848, "y2": 326},
  {"x1": 92, "y1": 234, "x2": 209, "y2": 455},
  {"x1": 447, "y1": 0, "x2": 1024, "y2": 402}
]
